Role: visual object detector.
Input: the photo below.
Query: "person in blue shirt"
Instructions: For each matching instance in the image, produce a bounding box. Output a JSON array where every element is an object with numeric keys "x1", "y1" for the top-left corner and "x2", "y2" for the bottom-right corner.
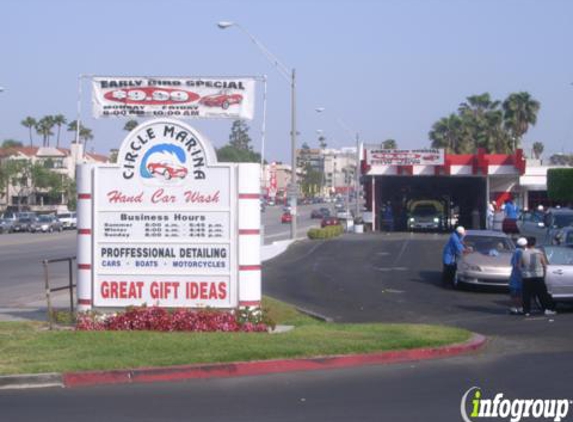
[
  {"x1": 503, "y1": 199, "x2": 520, "y2": 220},
  {"x1": 508, "y1": 237, "x2": 527, "y2": 314},
  {"x1": 442, "y1": 226, "x2": 470, "y2": 288}
]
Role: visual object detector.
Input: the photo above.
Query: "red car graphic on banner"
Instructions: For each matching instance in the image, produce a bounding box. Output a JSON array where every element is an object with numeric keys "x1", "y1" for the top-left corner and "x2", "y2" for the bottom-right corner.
[
  {"x1": 147, "y1": 162, "x2": 188, "y2": 180},
  {"x1": 104, "y1": 87, "x2": 200, "y2": 105},
  {"x1": 199, "y1": 91, "x2": 243, "y2": 109}
]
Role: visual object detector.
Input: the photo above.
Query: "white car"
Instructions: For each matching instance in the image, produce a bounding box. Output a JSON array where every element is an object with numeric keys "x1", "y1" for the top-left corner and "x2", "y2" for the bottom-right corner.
[
  {"x1": 57, "y1": 212, "x2": 77, "y2": 229},
  {"x1": 542, "y1": 246, "x2": 573, "y2": 302}
]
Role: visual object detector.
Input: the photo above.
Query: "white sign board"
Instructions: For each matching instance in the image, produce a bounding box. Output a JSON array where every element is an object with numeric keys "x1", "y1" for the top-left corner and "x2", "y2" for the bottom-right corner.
[
  {"x1": 366, "y1": 149, "x2": 444, "y2": 166},
  {"x1": 92, "y1": 76, "x2": 256, "y2": 120},
  {"x1": 92, "y1": 119, "x2": 238, "y2": 308}
]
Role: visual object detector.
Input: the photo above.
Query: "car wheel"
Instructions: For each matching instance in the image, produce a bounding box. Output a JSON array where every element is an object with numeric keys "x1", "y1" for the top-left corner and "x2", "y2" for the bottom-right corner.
[
  {"x1": 165, "y1": 172, "x2": 172, "y2": 180},
  {"x1": 222, "y1": 101, "x2": 230, "y2": 110}
]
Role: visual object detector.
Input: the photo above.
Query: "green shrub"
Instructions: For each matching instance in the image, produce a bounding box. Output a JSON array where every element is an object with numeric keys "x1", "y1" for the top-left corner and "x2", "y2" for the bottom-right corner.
[
  {"x1": 548, "y1": 168, "x2": 573, "y2": 204},
  {"x1": 307, "y1": 224, "x2": 343, "y2": 240}
]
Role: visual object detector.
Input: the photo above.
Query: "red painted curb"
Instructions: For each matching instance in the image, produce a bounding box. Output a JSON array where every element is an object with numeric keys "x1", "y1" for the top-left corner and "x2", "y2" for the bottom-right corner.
[{"x1": 62, "y1": 334, "x2": 486, "y2": 388}]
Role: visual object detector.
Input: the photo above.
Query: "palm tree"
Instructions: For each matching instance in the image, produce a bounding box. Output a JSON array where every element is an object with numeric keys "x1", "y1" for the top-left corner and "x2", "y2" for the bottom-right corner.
[
  {"x1": 123, "y1": 120, "x2": 139, "y2": 132},
  {"x1": 35, "y1": 116, "x2": 55, "y2": 147},
  {"x1": 532, "y1": 142, "x2": 544, "y2": 159},
  {"x1": 429, "y1": 114, "x2": 471, "y2": 154},
  {"x1": 79, "y1": 127, "x2": 94, "y2": 152},
  {"x1": 21, "y1": 117, "x2": 37, "y2": 147},
  {"x1": 382, "y1": 139, "x2": 397, "y2": 149},
  {"x1": 52, "y1": 114, "x2": 67, "y2": 148},
  {"x1": 502, "y1": 92, "x2": 540, "y2": 151}
]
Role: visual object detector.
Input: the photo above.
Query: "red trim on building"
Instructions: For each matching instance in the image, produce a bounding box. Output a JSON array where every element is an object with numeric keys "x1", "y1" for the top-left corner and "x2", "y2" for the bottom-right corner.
[
  {"x1": 239, "y1": 265, "x2": 261, "y2": 271},
  {"x1": 78, "y1": 229, "x2": 92, "y2": 235},
  {"x1": 239, "y1": 301, "x2": 261, "y2": 307},
  {"x1": 78, "y1": 299, "x2": 92, "y2": 305},
  {"x1": 239, "y1": 229, "x2": 260, "y2": 235},
  {"x1": 78, "y1": 193, "x2": 92, "y2": 200},
  {"x1": 238, "y1": 193, "x2": 260, "y2": 199},
  {"x1": 78, "y1": 264, "x2": 92, "y2": 270}
]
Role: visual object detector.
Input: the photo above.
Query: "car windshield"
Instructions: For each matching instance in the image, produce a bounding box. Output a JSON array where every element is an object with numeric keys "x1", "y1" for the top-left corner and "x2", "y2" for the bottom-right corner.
[
  {"x1": 19, "y1": 218, "x2": 31, "y2": 223},
  {"x1": 566, "y1": 231, "x2": 573, "y2": 244},
  {"x1": 38, "y1": 216, "x2": 51, "y2": 222},
  {"x1": 412, "y1": 205, "x2": 438, "y2": 216},
  {"x1": 464, "y1": 235, "x2": 514, "y2": 254},
  {"x1": 544, "y1": 247, "x2": 573, "y2": 266},
  {"x1": 553, "y1": 214, "x2": 573, "y2": 228},
  {"x1": 58, "y1": 214, "x2": 71, "y2": 218}
]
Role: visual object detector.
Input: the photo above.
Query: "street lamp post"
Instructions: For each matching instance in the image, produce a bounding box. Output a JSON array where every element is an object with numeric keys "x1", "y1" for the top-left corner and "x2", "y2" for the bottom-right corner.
[
  {"x1": 315, "y1": 108, "x2": 361, "y2": 218},
  {"x1": 217, "y1": 21, "x2": 298, "y2": 240}
]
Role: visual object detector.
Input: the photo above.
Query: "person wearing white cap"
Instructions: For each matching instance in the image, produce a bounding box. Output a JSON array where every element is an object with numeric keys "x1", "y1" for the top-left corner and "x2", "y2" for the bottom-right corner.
[
  {"x1": 442, "y1": 226, "x2": 470, "y2": 288},
  {"x1": 508, "y1": 237, "x2": 527, "y2": 314}
]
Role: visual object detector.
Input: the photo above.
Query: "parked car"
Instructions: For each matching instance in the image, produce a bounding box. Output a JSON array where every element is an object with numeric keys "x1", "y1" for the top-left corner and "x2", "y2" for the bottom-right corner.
[
  {"x1": 321, "y1": 216, "x2": 340, "y2": 228},
  {"x1": 30, "y1": 215, "x2": 63, "y2": 233},
  {"x1": 56, "y1": 212, "x2": 77, "y2": 229},
  {"x1": 553, "y1": 226, "x2": 573, "y2": 246},
  {"x1": 541, "y1": 246, "x2": 573, "y2": 302},
  {"x1": 13, "y1": 217, "x2": 35, "y2": 232},
  {"x1": 454, "y1": 230, "x2": 515, "y2": 288},
  {"x1": 517, "y1": 208, "x2": 573, "y2": 244},
  {"x1": 0, "y1": 218, "x2": 14, "y2": 234},
  {"x1": 311, "y1": 208, "x2": 330, "y2": 219},
  {"x1": 281, "y1": 212, "x2": 293, "y2": 224}
]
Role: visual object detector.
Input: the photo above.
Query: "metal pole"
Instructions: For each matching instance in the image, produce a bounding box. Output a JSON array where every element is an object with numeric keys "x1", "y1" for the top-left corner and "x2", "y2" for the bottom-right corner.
[
  {"x1": 260, "y1": 75, "x2": 268, "y2": 195},
  {"x1": 355, "y1": 133, "x2": 360, "y2": 218},
  {"x1": 290, "y1": 68, "x2": 297, "y2": 240},
  {"x1": 43, "y1": 260, "x2": 53, "y2": 330},
  {"x1": 68, "y1": 258, "x2": 74, "y2": 314},
  {"x1": 76, "y1": 74, "x2": 83, "y2": 160}
]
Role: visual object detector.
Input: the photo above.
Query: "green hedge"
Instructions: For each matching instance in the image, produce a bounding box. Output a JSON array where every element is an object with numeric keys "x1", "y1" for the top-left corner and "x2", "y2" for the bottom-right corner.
[
  {"x1": 307, "y1": 225, "x2": 344, "y2": 239},
  {"x1": 547, "y1": 168, "x2": 573, "y2": 203}
]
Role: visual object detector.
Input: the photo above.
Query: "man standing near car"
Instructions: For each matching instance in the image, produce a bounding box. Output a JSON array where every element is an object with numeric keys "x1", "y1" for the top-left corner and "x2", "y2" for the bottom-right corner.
[
  {"x1": 442, "y1": 226, "x2": 470, "y2": 288},
  {"x1": 520, "y1": 236, "x2": 556, "y2": 316}
]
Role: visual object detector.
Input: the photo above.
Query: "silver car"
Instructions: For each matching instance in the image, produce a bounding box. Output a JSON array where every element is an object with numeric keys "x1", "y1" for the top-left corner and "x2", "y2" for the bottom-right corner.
[
  {"x1": 455, "y1": 230, "x2": 515, "y2": 288},
  {"x1": 518, "y1": 208, "x2": 573, "y2": 244},
  {"x1": 542, "y1": 246, "x2": 573, "y2": 301}
]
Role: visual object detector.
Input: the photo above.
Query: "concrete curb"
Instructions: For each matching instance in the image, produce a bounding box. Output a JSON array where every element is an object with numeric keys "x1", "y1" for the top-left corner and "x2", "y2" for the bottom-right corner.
[
  {"x1": 60, "y1": 333, "x2": 486, "y2": 388},
  {"x1": 0, "y1": 373, "x2": 63, "y2": 390}
]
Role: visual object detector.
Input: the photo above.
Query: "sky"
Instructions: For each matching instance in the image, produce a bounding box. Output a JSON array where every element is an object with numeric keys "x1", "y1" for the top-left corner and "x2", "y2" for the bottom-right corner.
[{"x1": 1, "y1": 0, "x2": 572, "y2": 162}]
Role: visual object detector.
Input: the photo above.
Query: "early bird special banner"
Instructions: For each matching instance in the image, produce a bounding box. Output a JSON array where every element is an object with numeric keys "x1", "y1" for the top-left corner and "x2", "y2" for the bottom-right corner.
[{"x1": 92, "y1": 76, "x2": 256, "y2": 120}]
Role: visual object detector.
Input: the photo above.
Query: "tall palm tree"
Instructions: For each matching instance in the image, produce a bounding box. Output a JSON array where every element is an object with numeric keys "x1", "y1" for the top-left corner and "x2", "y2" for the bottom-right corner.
[
  {"x1": 79, "y1": 127, "x2": 94, "y2": 152},
  {"x1": 52, "y1": 114, "x2": 67, "y2": 148},
  {"x1": 502, "y1": 92, "x2": 540, "y2": 151},
  {"x1": 35, "y1": 116, "x2": 55, "y2": 147},
  {"x1": 21, "y1": 117, "x2": 37, "y2": 147},
  {"x1": 429, "y1": 114, "x2": 470, "y2": 154}
]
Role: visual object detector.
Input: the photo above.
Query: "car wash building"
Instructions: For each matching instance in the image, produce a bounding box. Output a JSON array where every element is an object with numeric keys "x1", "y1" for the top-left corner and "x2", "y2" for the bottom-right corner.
[{"x1": 361, "y1": 146, "x2": 527, "y2": 231}]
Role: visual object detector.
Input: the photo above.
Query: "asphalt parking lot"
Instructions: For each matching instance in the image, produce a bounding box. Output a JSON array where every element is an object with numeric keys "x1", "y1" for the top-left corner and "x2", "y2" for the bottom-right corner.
[{"x1": 263, "y1": 232, "x2": 573, "y2": 355}]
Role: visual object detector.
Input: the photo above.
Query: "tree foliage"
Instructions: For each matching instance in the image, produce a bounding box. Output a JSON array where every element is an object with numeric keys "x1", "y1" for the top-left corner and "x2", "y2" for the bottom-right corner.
[
  {"x1": 2, "y1": 139, "x2": 23, "y2": 148},
  {"x1": 216, "y1": 120, "x2": 260, "y2": 163},
  {"x1": 123, "y1": 120, "x2": 139, "y2": 132},
  {"x1": 382, "y1": 139, "x2": 397, "y2": 149},
  {"x1": 532, "y1": 142, "x2": 544, "y2": 159},
  {"x1": 547, "y1": 168, "x2": 573, "y2": 204},
  {"x1": 429, "y1": 92, "x2": 540, "y2": 154}
]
